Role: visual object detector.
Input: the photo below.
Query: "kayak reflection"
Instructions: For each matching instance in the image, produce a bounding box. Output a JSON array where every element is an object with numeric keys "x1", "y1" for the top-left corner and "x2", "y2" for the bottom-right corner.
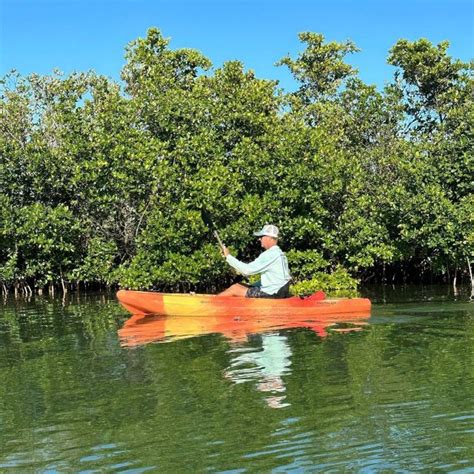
[{"x1": 118, "y1": 310, "x2": 370, "y2": 347}]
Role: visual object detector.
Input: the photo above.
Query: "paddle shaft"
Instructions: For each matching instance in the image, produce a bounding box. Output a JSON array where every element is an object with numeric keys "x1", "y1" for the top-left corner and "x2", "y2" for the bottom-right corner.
[
  {"x1": 201, "y1": 209, "x2": 227, "y2": 252},
  {"x1": 202, "y1": 210, "x2": 244, "y2": 277},
  {"x1": 213, "y1": 230, "x2": 225, "y2": 252}
]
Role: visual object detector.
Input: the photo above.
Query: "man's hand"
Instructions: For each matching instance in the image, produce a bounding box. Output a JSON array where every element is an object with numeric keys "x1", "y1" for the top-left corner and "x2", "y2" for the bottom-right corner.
[{"x1": 222, "y1": 245, "x2": 230, "y2": 258}]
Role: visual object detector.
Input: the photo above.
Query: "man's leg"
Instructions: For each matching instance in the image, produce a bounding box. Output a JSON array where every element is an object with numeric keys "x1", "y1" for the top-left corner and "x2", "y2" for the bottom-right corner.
[{"x1": 218, "y1": 283, "x2": 248, "y2": 297}]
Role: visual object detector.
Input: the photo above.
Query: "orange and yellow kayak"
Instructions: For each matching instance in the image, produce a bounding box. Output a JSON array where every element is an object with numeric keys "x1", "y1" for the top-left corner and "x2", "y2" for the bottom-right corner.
[{"x1": 116, "y1": 290, "x2": 371, "y2": 318}]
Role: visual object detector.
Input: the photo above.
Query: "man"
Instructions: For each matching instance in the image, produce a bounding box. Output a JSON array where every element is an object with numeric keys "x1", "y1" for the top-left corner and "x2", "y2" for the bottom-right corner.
[{"x1": 219, "y1": 224, "x2": 291, "y2": 298}]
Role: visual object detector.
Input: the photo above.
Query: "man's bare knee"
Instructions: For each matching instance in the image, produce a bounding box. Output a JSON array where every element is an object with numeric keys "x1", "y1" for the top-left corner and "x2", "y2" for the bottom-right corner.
[{"x1": 219, "y1": 283, "x2": 247, "y2": 297}]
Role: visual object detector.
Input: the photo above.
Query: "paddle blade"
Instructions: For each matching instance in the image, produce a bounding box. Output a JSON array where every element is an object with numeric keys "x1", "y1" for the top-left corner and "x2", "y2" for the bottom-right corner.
[{"x1": 201, "y1": 208, "x2": 215, "y2": 229}]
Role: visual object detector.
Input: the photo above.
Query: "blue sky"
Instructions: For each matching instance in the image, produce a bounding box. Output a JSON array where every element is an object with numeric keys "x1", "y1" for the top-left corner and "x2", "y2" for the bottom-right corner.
[{"x1": 1, "y1": 0, "x2": 473, "y2": 92}]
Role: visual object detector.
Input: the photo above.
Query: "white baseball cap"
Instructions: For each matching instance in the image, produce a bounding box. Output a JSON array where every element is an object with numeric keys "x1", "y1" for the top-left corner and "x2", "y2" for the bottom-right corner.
[{"x1": 253, "y1": 224, "x2": 279, "y2": 238}]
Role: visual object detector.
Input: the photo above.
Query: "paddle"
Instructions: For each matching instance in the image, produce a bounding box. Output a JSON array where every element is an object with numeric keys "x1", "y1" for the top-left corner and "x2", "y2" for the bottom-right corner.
[
  {"x1": 201, "y1": 209, "x2": 246, "y2": 282},
  {"x1": 201, "y1": 209, "x2": 226, "y2": 253}
]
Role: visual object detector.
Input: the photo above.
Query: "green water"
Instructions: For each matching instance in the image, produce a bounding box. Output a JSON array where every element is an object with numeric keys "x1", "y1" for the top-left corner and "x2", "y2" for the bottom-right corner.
[{"x1": 1, "y1": 286, "x2": 473, "y2": 472}]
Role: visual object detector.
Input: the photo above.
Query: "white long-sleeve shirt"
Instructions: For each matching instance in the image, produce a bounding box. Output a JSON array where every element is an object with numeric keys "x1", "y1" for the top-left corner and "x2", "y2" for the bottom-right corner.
[{"x1": 226, "y1": 245, "x2": 291, "y2": 295}]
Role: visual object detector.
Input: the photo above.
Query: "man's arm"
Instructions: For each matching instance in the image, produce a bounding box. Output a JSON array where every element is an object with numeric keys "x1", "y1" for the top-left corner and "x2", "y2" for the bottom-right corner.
[{"x1": 225, "y1": 252, "x2": 279, "y2": 276}]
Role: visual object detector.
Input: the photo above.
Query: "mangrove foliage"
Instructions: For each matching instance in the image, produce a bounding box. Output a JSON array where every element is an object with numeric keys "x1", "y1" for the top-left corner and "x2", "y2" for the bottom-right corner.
[{"x1": 0, "y1": 29, "x2": 472, "y2": 294}]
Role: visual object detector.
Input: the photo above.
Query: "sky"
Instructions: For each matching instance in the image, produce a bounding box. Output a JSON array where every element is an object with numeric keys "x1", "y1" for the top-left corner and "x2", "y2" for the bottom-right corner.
[{"x1": 1, "y1": 0, "x2": 473, "y2": 92}]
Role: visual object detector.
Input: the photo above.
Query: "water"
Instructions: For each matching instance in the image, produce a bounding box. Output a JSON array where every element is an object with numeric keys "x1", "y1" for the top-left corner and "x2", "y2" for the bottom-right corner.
[{"x1": 0, "y1": 286, "x2": 473, "y2": 472}]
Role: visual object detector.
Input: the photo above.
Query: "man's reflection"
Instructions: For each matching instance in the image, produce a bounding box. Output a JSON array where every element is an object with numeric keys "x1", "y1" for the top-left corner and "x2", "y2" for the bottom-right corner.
[{"x1": 224, "y1": 333, "x2": 292, "y2": 409}]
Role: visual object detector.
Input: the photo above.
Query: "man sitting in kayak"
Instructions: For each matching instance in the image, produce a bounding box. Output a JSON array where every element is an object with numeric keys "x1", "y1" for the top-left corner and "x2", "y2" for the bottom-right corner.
[{"x1": 219, "y1": 224, "x2": 292, "y2": 298}]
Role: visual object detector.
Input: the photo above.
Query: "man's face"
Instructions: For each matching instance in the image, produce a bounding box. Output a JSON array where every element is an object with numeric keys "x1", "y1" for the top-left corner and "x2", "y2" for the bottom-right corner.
[{"x1": 259, "y1": 235, "x2": 276, "y2": 249}]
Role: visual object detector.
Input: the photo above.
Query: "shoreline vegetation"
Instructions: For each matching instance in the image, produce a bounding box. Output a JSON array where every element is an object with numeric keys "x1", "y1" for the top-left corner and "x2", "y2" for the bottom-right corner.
[{"x1": 1, "y1": 29, "x2": 472, "y2": 297}]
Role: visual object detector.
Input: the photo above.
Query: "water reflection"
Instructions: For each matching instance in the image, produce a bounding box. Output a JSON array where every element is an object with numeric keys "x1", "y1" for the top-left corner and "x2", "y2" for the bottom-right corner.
[
  {"x1": 224, "y1": 333, "x2": 292, "y2": 409},
  {"x1": 118, "y1": 313, "x2": 369, "y2": 411},
  {"x1": 118, "y1": 312, "x2": 369, "y2": 347},
  {"x1": 117, "y1": 309, "x2": 370, "y2": 414}
]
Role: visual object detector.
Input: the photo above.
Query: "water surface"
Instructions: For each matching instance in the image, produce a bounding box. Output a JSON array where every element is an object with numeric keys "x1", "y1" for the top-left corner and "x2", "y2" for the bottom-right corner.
[{"x1": 0, "y1": 286, "x2": 473, "y2": 471}]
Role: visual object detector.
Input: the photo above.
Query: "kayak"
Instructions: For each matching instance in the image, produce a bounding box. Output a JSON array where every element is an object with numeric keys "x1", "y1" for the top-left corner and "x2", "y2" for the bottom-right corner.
[{"x1": 116, "y1": 290, "x2": 371, "y2": 318}]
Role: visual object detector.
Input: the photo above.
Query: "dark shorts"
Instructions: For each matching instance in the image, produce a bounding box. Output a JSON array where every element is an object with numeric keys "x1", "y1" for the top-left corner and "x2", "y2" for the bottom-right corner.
[{"x1": 245, "y1": 282, "x2": 290, "y2": 299}]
